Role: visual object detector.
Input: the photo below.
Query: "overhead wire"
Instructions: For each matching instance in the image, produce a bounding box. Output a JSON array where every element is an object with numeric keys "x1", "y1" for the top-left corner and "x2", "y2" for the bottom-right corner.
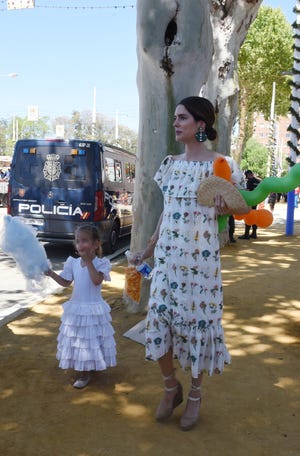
[{"x1": 1, "y1": 1, "x2": 135, "y2": 11}]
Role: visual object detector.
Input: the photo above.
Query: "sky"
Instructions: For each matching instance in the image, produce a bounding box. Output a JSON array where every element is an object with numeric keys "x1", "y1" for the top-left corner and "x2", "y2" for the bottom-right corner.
[{"x1": 0, "y1": 0, "x2": 296, "y2": 133}]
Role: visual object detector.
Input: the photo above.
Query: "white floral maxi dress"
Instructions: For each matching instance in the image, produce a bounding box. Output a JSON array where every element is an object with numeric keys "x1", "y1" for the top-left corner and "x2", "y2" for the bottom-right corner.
[
  {"x1": 57, "y1": 256, "x2": 117, "y2": 372},
  {"x1": 145, "y1": 156, "x2": 245, "y2": 378}
]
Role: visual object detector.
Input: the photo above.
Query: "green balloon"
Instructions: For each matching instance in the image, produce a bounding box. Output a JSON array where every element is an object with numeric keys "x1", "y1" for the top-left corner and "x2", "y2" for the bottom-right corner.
[
  {"x1": 239, "y1": 163, "x2": 300, "y2": 206},
  {"x1": 218, "y1": 215, "x2": 228, "y2": 232},
  {"x1": 217, "y1": 163, "x2": 300, "y2": 233}
]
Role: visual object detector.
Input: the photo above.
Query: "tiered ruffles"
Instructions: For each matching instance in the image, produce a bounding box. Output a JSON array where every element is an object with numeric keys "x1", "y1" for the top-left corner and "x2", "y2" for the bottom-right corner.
[
  {"x1": 57, "y1": 256, "x2": 116, "y2": 371},
  {"x1": 57, "y1": 299, "x2": 116, "y2": 371}
]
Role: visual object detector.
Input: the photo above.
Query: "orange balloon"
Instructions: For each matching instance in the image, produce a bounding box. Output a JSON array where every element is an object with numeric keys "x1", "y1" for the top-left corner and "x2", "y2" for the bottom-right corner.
[
  {"x1": 244, "y1": 210, "x2": 258, "y2": 226},
  {"x1": 213, "y1": 157, "x2": 232, "y2": 181},
  {"x1": 234, "y1": 214, "x2": 244, "y2": 220},
  {"x1": 255, "y1": 209, "x2": 273, "y2": 228}
]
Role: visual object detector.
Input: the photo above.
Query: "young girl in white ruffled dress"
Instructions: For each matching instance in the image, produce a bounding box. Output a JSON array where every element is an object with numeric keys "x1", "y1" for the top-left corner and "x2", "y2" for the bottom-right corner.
[{"x1": 46, "y1": 224, "x2": 116, "y2": 388}]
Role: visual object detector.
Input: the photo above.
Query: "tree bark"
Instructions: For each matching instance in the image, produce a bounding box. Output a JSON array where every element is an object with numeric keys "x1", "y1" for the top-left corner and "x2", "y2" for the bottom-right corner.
[{"x1": 203, "y1": 0, "x2": 262, "y2": 155}]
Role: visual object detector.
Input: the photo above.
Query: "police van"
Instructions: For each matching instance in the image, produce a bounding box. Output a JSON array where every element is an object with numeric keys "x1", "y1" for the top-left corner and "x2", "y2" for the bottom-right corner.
[{"x1": 7, "y1": 139, "x2": 136, "y2": 252}]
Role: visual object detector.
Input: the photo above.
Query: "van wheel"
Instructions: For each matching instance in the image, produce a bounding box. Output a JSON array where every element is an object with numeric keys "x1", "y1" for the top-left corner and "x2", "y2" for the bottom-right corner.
[{"x1": 108, "y1": 221, "x2": 120, "y2": 253}]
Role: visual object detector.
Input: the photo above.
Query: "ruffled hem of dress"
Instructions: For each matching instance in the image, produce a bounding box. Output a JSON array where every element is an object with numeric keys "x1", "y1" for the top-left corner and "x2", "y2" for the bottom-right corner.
[
  {"x1": 57, "y1": 343, "x2": 117, "y2": 371},
  {"x1": 57, "y1": 357, "x2": 117, "y2": 372},
  {"x1": 145, "y1": 325, "x2": 231, "y2": 377}
]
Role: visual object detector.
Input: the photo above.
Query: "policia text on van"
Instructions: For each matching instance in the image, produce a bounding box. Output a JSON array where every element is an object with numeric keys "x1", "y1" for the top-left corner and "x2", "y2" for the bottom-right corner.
[{"x1": 7, "y1": 139, "x2": 136, "y2": 252}]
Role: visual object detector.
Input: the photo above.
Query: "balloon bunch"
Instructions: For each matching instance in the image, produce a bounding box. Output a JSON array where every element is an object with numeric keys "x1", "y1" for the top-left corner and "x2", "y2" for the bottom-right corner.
[
  {"x1": 198, "y1": 157, "x2": 300, "y2": 232},
  {"x1": 213, "y1": 157, "x2": 273, "y2": 231},
  {"x1": 239, "y1": 163, "x2": 300, "y2": 206}
]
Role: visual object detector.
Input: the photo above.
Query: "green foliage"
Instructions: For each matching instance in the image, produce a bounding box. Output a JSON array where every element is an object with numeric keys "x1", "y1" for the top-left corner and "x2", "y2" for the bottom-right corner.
[
  {"x1": 17, "y1": 116, "x2": 50, "y2": 139},
  {"x1": 239, "y1": 6, "x2": 293, "y2": 119},
  {"x1": 240, "y1": 137, "x2": 269, "y2": 178},
  {"x1": 54, "y1": 110, "x2": 138, "y2": 153},
  {"x1": 0, "y1": 111, "x2": 138, "y2": 157},
  {"x1": 0, "y1": 116, "x2": 51, "y2": 156}
]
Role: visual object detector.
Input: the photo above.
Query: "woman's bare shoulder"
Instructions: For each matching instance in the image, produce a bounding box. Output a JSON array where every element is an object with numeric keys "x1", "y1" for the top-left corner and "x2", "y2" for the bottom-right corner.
[
  {"x1": 214, "y1": 152, "x2": 226, "y2": 159},
  {"x1": 171, "y1": 153, "x2": 185, "y2": 161}
]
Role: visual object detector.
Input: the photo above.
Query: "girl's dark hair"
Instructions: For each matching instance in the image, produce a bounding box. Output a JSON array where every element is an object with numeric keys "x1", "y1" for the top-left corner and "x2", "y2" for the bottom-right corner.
[
  {"x1": 75, "y1": 224, "x2": 102, "y2": 257},
  {"x1": 178, "y1": 96, "x2": 217, "y2": 141}
]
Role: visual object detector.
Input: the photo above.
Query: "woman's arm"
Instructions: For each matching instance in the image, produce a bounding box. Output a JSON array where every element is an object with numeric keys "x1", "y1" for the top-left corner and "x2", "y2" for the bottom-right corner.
[
  {"x1": 214, "y1": 194, "x2": 251, "y2": 216},
  {"x1": 133, "y1": 211, "x2": 163, "y2": 264}
]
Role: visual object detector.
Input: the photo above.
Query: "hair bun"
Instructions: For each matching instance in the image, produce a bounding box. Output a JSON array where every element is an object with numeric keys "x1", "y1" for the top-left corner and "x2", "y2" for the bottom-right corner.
[{"x1": 206, "y1": 127, "x2": 217, "y2": 141}]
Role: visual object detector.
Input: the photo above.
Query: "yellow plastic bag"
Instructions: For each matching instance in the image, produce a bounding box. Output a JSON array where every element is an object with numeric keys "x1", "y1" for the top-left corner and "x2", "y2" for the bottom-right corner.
[{"x1": 124, "y1": 265, "x2": 142, "y2": 306}]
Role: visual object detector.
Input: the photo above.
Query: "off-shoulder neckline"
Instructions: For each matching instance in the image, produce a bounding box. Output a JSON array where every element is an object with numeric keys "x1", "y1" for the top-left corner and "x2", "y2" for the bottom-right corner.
[
  {"x1": 168, "y1": 154, "x2": 230, "y2": 164},
  {"x1": 169, "y1": 157, "x2": 214, "y2": 164}
]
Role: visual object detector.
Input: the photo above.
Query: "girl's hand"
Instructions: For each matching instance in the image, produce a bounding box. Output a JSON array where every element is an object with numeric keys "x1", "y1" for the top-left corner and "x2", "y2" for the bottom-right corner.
[
  {"x1": 214, "y1": 194, "x2": 231, "y2": 215},
  {"x1": 81, "y1": 248, "x2": 96, "y2": 265}
]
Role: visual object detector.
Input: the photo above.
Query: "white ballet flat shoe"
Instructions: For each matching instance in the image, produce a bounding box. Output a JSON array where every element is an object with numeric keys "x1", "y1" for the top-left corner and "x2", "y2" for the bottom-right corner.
[{"x1": 73, "y1": 375, "x2": 91, "y2": 389}]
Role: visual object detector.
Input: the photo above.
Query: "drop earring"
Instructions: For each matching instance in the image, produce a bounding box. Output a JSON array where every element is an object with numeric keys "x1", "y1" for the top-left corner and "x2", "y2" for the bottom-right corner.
[{"x1": 195, "y1": 126, "x2": 207, "y2": 142}]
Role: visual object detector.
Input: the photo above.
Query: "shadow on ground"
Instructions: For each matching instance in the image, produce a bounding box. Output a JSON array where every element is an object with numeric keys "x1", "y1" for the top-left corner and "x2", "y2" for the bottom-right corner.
[{"x1": 0, "y1": 217, "x2": 299, "y2": 456}]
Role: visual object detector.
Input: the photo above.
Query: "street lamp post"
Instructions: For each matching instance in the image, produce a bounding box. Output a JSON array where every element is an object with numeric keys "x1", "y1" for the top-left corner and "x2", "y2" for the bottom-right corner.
[
  {"x1": 285, "y1": 2, "x2": 300, "y2": 235},
  {"x1": 268, "y1": 81, "x2": 277, "y2": 177}
]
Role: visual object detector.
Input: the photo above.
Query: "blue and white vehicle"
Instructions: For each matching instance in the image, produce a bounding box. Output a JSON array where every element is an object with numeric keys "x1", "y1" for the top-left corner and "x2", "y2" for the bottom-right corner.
[{"x1": 8, "y1": 139, "x2": 136, "y2": 252}]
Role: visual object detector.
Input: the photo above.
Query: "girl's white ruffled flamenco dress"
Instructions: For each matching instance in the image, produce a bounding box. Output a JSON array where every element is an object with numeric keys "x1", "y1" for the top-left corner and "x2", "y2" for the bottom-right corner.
[{"x1": 57, "y1": 256, "x2": 116, "y2": 372}]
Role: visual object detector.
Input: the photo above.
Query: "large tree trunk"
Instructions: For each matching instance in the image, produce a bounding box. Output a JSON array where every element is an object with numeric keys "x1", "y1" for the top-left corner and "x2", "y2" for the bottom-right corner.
[
  {"x1": 130, "y1": 0, "x2": 263, "y2": 312},
  {"x1": 203, "y1": 0, "x2": 262, "y2": 156}
]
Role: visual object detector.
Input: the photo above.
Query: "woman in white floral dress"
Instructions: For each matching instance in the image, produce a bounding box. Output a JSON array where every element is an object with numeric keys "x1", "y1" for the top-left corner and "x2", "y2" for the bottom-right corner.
[{"x1": 135, "y1": 97, "x2": 248, "y2": 431}]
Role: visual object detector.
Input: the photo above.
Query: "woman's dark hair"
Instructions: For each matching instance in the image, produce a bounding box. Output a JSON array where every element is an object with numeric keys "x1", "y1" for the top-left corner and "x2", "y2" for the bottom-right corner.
[
  {"x1": 75, "y1": 224, "x2": 102, "y2": 257},
  {"x1": 178, "y1": 96, "x2": 217, "y2": 141}
]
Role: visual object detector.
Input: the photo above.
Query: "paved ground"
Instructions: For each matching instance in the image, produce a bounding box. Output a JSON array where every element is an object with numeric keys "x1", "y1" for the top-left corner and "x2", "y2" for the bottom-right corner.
[
  {"x1": 0, "y1": 201, "x2": 299, "y2": 456},
  {"x1": 1, "y1": 202, "x2": 299, "y2": 327},
  {"x1": 0, "y1": 207, "x2": 128, "y2": 326}
]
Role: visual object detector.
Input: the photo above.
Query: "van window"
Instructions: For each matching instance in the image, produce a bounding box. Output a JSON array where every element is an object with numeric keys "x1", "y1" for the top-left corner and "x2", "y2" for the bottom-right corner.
[
  {"x1": 14, "y1": 146, "x2": 94, "y2": 189},
  {"x1": 9, "y1": 139, "x2": 136, "y2": 252},
  {"x1": 63, "y1": 155, "x2": 88, "y2": 181},
  {"x1": 125, "y1": 162, "x2": 135, "y2": 183},
  {"x1": 105, "y1": 157, "x2": 123, "y2": 183}
]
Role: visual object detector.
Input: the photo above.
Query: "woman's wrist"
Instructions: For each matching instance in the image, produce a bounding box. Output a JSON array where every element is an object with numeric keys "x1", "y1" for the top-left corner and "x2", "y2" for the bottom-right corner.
[{"x1": 149, "y1": 233, "x2": 158, "y2": 246}]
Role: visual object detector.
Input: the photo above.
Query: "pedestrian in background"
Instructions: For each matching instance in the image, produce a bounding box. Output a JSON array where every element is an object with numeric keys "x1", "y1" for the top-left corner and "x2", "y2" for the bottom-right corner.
[{"x1": 239, "y1": 170, "x2": 261, "y2": 239}]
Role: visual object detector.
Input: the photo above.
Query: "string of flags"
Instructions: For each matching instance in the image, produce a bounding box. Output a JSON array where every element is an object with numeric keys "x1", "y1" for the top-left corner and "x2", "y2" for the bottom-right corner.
[{"x1": 5, "y1": 1, "x2": 135, "y2": 10}]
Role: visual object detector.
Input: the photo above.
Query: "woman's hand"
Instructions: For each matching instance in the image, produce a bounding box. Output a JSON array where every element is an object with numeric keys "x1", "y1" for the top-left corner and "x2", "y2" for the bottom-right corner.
[
  {"x1": 131, "y1": 252, "x2": 144, "y2": 266},
  {"x1": 214, "y1": 194, "x2": 231, "y2": 215}
]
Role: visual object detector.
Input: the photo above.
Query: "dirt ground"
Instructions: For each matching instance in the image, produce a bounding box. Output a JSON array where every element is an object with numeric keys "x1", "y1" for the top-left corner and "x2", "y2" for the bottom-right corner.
[{"x1": 1, "y1": 205, "x2": 300, "y2": 456}]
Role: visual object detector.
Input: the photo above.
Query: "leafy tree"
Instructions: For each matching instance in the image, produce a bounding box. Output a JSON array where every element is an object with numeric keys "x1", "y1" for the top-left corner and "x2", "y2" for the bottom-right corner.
[
  {"x1": 71, "y1": 111, "x2": 83, "y2": 139},
  {"x1": 0, "y1": 110, "x2": 137, "y2": 161},
  {"x1": 0, "y1": 119, "x2": 10, "y2": 155},
  {"x1": 17, "y1": 116, "x2": 50, "y2": 139},
  {"x1": 240, "y1": 138, "x2": 269, "y2": 178},
  {"x1": 53, "y1": 111, "x2": 137, "y2": 153},
  {"x1": 237, "y1": 7, "x2": 294, "y2": 162}
]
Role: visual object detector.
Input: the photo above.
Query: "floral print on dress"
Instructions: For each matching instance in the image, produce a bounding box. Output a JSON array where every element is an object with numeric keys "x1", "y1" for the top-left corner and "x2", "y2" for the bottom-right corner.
[{"x1": 145, "y1": 155, "x2": 245, "y2": 377}]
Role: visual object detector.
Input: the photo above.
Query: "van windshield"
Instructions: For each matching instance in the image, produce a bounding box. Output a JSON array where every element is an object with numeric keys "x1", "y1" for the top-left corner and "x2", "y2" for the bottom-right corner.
[{"x1": 14, "y1": 145, "x2": 96, "y2": 189}]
